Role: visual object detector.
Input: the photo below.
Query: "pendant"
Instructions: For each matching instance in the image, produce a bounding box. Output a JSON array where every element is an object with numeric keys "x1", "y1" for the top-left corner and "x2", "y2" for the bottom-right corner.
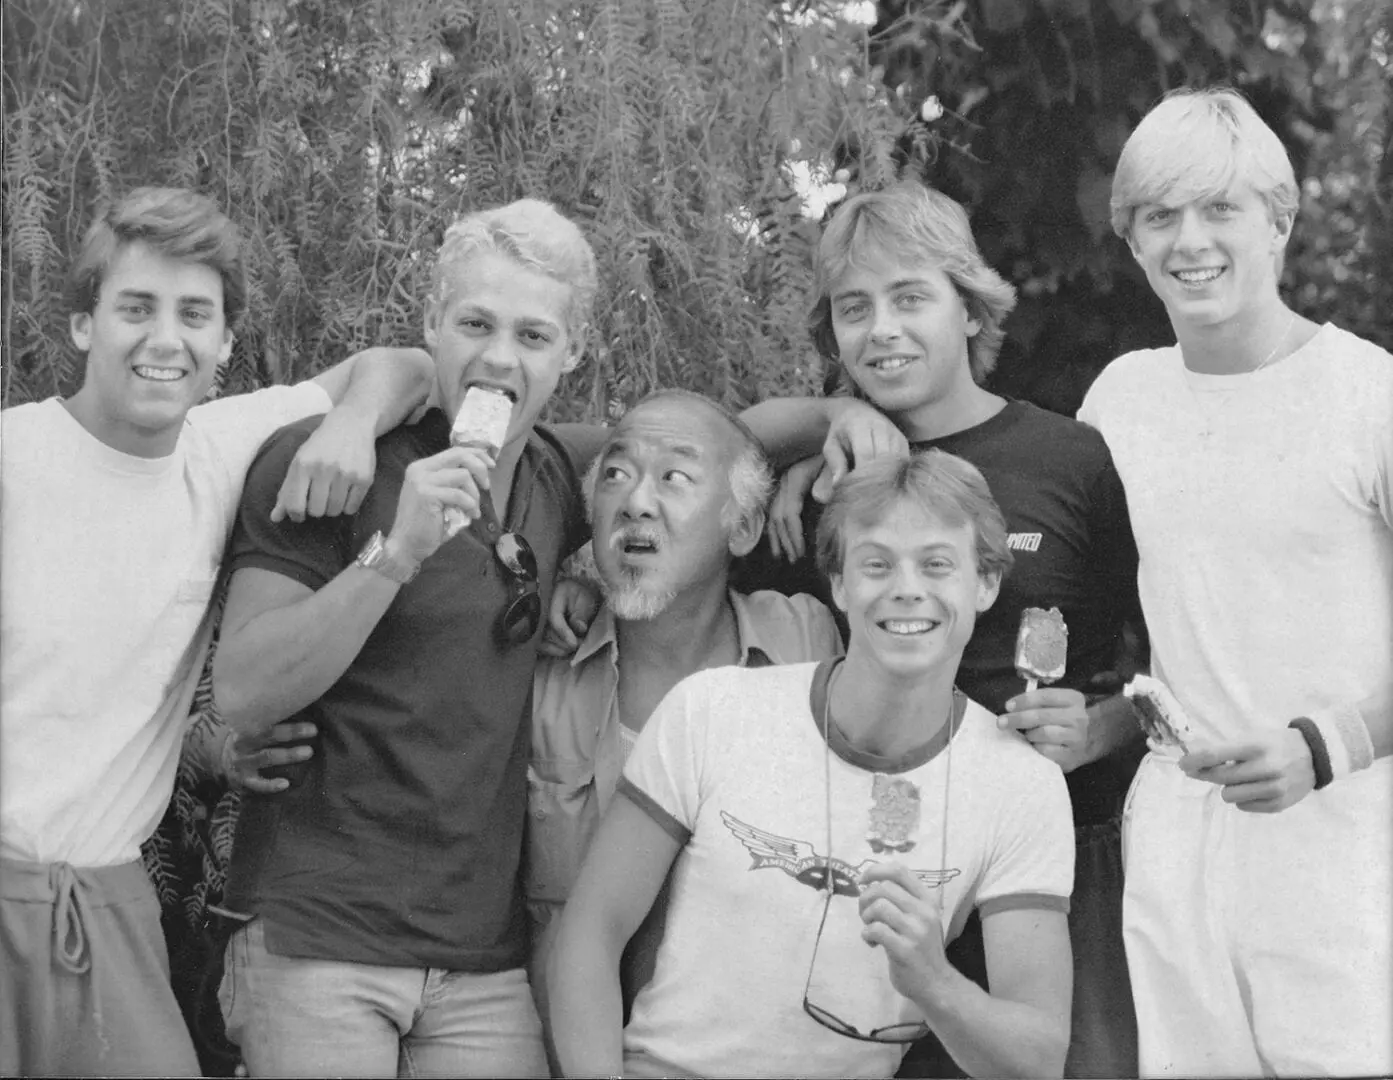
[{"x1": 867, "y1": 774, "x2": 922, "y2": 853}]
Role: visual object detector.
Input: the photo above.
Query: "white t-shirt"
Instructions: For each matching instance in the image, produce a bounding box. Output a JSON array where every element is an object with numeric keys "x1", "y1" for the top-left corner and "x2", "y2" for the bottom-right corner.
[
  {"x1": 618, "y1": 661, "x2": 1073, "y2": 1080},
  {"x1": 1079, "y1": 324, "x2": 1392, "y2": 748},
  {"x1": 1, "y1": 383, "x2": 331, "y2": 866}
]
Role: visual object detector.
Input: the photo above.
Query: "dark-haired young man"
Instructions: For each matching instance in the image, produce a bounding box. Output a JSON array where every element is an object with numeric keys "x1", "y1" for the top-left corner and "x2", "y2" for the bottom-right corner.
[{"x1": 0, "y1": 186, "x2": 434, "y2": 1077}]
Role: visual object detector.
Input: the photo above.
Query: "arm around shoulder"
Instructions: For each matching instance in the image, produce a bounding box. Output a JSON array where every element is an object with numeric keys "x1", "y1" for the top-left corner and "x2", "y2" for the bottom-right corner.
[{"x1": 309, "y1": 345, "x2": 434, "y2": 432}]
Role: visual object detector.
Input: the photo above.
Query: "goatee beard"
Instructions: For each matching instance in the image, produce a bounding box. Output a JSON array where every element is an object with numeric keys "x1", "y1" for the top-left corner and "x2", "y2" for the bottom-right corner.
[{"x1": 604, "y1": 581, "x2": 676, "y2": 621}]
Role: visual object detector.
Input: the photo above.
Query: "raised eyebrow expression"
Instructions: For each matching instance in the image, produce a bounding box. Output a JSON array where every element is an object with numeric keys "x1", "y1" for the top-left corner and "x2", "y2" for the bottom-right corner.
[{"x1": 600, "y1": 437, "x2": 708, "y2": 474}]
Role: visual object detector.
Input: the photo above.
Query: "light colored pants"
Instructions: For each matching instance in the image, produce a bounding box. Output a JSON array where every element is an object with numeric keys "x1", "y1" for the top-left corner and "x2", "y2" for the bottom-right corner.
[
  {"x1": 220, "y1": 918, "x2": 547, "y2": 1078},
  {"x1": 1122, "y1": 752, "x2": 1393, "y2": 1078},
  {"x1": 0, "y1": 857, "x2": 199, "y2": 1078}
]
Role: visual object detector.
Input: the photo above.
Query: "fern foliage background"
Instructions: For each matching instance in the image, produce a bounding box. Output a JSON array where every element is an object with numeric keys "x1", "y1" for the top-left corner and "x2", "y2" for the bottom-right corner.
[
  {"x1": 3, "y1": 0, "x2": 1388, "y2": 419},
  {"x1": 3, "y1": 0, "x2": 925, "y2": 416}
]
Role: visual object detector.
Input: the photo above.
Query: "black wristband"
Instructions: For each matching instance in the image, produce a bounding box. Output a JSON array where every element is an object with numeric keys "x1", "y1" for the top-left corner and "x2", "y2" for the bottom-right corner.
[{"x1": 1288, "y1": 717, "x2": 1333, "y2": 790}]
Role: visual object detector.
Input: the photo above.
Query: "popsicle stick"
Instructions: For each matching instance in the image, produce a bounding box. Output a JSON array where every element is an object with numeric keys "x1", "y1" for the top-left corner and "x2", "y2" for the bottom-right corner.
[{"x1": 1025, "y1": 677, "x2": 1039, "y2": 693}]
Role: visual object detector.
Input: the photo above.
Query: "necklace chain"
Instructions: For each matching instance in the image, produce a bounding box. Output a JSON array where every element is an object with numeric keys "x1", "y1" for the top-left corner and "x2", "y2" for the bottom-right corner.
[
  {"x1": 1188, "y1": 310, "x2": 1298, "y2": 439},
  {"x1": 1251, "y1": 309, "x2": 1298, "y2": 373}
]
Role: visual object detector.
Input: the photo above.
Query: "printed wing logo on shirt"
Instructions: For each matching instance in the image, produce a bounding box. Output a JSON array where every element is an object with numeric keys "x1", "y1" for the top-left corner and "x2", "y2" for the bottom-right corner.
[{"x1": 720, "y1": 811, "x2": 959, "y2": 898}]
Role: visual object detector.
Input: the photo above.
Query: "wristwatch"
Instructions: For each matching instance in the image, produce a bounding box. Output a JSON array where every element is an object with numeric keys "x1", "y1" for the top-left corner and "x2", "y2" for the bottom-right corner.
[{"x1": 355, "y1": 531, "x2": 420, "y2": 584}]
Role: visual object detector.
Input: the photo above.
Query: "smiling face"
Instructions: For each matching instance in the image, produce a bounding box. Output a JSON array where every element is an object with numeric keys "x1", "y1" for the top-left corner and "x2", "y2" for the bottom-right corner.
[
  {"x1": 830, "y1": 253, "x2": 981, "y2": 422},
  {"x1": 1128, "y1": 183, "x2": 1289, "y2": 330},
  {"x1": 590, "y1": 399, "x2": 756, "y2": 621},
  {"x1": 66, "y1": 241, "x2": 233, "y2": 457},
  {"x1": 830, "y1": 499, "x2": 999, "y2": 681},
  {"x1": 425, "y1": 250, "x2": 581, "y2": 448}
]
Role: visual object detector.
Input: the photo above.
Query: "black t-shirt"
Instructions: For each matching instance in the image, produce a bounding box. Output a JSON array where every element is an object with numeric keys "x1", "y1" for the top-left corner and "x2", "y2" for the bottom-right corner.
[
  {"x1": 222, "y1": 409, "x2": 605, "y2": 970},
  {"x1": 734, "y1": 400, "x2": 1145, "y2": 825}
]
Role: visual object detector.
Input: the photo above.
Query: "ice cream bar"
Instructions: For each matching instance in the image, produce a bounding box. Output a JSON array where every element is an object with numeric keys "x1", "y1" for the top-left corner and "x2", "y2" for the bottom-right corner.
[
  {"x1": 443, "y1": 387, "x2": 514, "y2": 539},
  {"x1": 451, "y1": 386, "x2": 513, "y2": 453},
  {"x1": 1015, "y1": 606, "x2": 1067, "y2": 692},
  {"x1": 1124, "y1": 674, "x2": 1193, "y2": 756}
]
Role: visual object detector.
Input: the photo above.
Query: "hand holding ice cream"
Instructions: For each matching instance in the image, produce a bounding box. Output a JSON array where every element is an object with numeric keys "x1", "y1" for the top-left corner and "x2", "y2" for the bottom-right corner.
[{"x1": 442, "y1": 386, "x2": 513, "y2": 539}]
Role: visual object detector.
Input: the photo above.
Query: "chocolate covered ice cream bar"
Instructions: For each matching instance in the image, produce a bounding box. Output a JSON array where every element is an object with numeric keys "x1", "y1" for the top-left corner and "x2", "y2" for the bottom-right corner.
[
  {"x1": 1015, "y1": 606, "x2": 1068, "y2": 691},
  {"x1": 1124, "y1": 674, "x2": 1194, "y2": 755}
]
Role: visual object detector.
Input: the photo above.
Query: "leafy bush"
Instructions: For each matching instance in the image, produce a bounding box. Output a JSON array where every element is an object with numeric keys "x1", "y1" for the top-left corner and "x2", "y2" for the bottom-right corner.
[{"x1": 4, "y1": 0, "x2": 910, "y2": 417}]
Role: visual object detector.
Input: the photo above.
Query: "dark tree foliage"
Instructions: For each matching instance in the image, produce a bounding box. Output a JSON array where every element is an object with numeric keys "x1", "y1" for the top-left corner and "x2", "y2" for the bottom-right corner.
[{"x1": 849, "y1": 0, "x2": 1390, "y2": 414}]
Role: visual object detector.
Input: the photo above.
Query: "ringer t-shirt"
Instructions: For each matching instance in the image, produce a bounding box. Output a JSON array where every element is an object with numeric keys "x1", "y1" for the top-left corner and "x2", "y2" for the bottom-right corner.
[
  {"x1": 617, "y1": 660, "x2": 1073, "y2": 1079},
  {"x1": 222, "y1": 408, "x2": 605, "y2": 972},
  {"x1": 526, "y1": 589, "x2": 844, "y2": 919}
]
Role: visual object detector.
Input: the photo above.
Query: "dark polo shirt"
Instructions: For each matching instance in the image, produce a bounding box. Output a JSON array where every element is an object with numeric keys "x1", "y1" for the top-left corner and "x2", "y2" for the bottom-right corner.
[{"x1": 222, "y1": 408, "x2": 604, "y2": 971}]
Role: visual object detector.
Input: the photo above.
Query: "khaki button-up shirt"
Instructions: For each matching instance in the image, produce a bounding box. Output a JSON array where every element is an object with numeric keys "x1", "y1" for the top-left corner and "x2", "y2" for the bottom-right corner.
[{"x1": 525, "y1": 590, "x2": 844, "y2": 930}]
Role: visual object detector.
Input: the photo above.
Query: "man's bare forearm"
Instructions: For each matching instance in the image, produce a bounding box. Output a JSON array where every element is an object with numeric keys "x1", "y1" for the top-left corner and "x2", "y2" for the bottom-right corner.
[
  {"x1": 914, "y1": 968, "x2": 1068, "y2": 1079},
  {"x1": 316, "y1": 346, "x2": 435, "y2": 433},
  {"x1": 213, "y1": 567, "x2": 402, "y2": 738},
  {"x1": 739, "y1": 397, "x2": 843, "y2": 469},
  {"x1": 548, "y1": 915, "x2": 627, "y2": 1077}
]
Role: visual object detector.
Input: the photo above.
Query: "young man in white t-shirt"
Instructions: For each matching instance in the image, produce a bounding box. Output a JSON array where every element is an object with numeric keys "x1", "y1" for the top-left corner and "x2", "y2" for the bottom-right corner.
[
  {"x1": 0, "y1": 186, "x2": 433, "y2": 1077},
  {"x1": 1078, "y1": 88, "x2": 1392, "y2": 1077},
  {"x1": 548, "y1": 449, "x2": 1074, "y2": 1079}
]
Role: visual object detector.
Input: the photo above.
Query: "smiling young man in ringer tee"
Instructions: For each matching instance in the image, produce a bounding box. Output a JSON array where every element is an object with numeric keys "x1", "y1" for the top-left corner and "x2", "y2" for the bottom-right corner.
[{"x1": 548, "y1": 451, "x2": 1074, "y2": 1080}]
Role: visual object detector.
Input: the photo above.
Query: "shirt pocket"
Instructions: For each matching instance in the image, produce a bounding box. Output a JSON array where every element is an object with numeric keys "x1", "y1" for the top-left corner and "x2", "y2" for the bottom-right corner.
[
  {"x1": 524, "y1": 758, "x2": 599, "y2": 907},
  {"x1": 139, "y1": 574, "x2": 218, "y2": 685}
]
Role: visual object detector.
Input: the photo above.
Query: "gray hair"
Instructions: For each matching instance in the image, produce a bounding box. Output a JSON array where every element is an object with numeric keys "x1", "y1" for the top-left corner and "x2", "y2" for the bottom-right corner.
[{"x1": 583, "y1": 389, "x2": 773, "y2": 539}]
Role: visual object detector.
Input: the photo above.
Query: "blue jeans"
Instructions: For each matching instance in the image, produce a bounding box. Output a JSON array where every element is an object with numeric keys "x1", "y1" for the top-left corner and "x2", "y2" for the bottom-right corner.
[{"x1": 219, "y1": 919, "x2": 547, "y2": 1078}]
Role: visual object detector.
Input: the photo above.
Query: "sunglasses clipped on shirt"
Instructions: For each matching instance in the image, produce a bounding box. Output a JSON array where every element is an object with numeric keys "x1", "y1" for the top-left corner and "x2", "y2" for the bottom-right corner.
[
  {"x1": 801, "y1": 883, "x2": 933, "y2": 1044},
  {"x1": 493, "y1": 530, "x2": 541, "y2": 648}
]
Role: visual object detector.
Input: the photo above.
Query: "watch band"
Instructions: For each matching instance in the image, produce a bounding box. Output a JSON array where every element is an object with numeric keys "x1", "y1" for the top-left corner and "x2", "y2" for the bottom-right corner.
[{"x1": 355, "y1": 531, "x2": 420, "y2": 585}]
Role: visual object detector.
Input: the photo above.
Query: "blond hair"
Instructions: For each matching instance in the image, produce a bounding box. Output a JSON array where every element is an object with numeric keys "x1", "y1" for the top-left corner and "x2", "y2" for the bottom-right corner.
[
  {"x1": 1110, "y1": 87, "x2": 1298, "y2": 242},
  {"x1": 816, "y1": 449, "x2": 1013, "y2": 582},
  {"x1": 432, "y1": 198, "x2": 598, "y2": 341},
  {"x1": 809, "y1": 181, "x2": 1017, "y2": 383}
]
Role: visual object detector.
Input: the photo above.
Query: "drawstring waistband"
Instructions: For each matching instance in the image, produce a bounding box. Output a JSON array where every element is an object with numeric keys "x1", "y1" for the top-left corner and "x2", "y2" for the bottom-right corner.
[{"x1": 49, "y1": 862, "x2": 91, "y2": 975}]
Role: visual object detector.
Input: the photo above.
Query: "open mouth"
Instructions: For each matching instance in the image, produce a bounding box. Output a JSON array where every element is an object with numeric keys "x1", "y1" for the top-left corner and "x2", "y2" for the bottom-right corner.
[
  {"x1": 466, "y1": 382, "x2": 518, "y2": 403},
  {"x1": 1171, "y1": 267, "x2": 1224, "y2": 288},
  {"x1": 613, "y1": 530, "x2": 662, "y2": 558},
  {"x1": 133, "y1": 365, "x2": 188, "y2": 382},
  {"x1": 877, "y1": 618, "x2": 940, "y2": 636}
]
